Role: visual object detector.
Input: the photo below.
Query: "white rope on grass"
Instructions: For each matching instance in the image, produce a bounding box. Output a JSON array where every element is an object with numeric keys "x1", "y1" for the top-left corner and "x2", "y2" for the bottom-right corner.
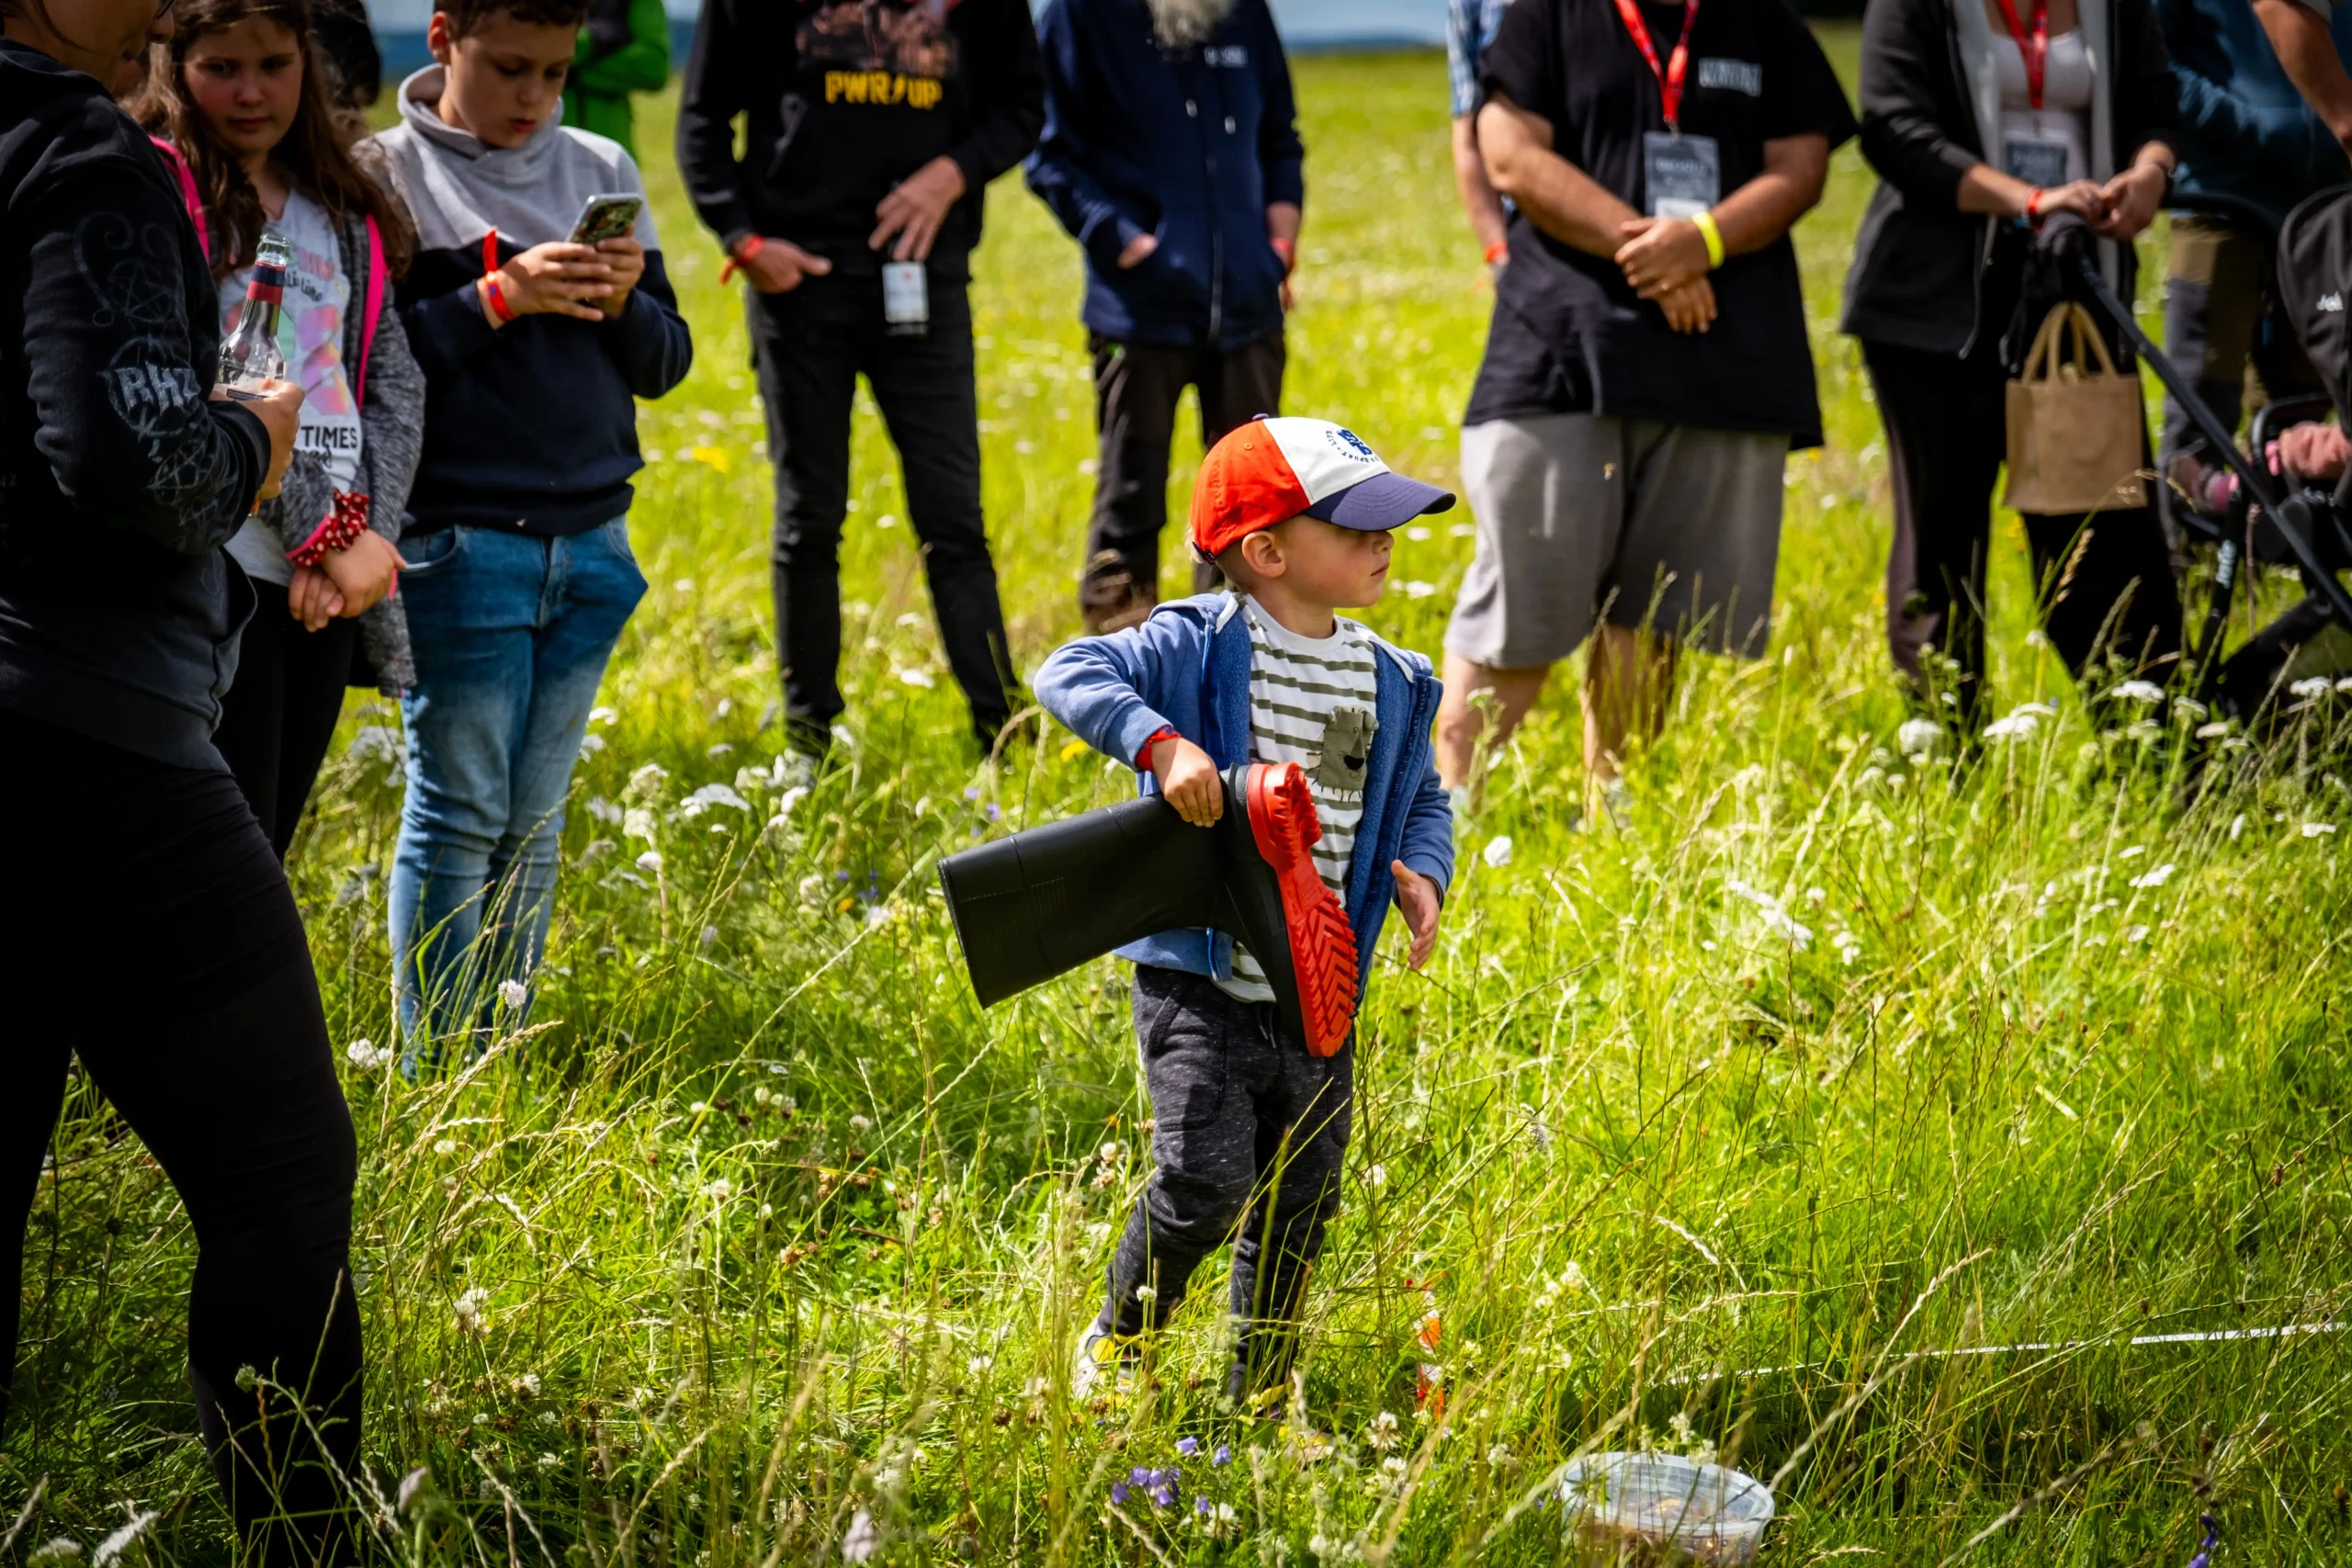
[{"x1": 1667, "y1": 1319, "x2": 2348, "y2": 1387}]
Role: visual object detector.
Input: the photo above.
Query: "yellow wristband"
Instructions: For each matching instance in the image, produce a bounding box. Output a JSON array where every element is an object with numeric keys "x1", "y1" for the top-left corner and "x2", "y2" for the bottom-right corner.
[{"x1": 1691, "y1": 209, "x2": 1726, "y2": 270}]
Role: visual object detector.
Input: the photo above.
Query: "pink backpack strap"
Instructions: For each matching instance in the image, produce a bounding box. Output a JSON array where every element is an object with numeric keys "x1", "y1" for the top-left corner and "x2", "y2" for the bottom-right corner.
[
  {"x1": 354, "y1": 212, "x2": 385, "y2": 409},
  {"x1": 149, "y1": 135, "x2": 209, "y2": 263}
]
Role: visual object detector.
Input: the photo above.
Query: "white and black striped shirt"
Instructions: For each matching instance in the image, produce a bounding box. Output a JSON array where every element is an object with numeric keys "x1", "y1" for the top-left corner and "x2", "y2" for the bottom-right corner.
[{"x1": 1218, "y1": 598, "x2": 1380, "y2": 1003}]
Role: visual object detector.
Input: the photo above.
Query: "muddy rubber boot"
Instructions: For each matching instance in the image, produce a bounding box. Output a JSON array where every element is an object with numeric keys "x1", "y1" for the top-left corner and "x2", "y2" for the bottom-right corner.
[{"x1": 938, "y1": 761, "x2": 1359, "y2": 1053}]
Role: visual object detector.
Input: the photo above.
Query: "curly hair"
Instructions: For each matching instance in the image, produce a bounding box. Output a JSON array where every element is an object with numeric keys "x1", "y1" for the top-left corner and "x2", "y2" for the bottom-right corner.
[{"x1": 129, "y1": 0, "x2": 416, "y2": 283}]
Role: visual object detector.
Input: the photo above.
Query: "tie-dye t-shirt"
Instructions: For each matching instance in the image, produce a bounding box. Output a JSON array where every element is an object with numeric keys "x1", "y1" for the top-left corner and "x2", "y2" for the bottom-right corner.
[{"x1": 218, "y1": 189, "x2": 363, "y2": 586}]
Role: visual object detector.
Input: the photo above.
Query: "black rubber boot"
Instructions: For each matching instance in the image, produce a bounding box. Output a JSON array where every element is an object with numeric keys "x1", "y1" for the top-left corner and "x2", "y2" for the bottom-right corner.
[{"x1": 937, "y1": 762, "x2": 1358, "y2": 1051}]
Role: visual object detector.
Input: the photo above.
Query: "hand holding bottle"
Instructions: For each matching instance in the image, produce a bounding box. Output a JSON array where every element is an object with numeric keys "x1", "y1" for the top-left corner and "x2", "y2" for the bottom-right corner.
[{"x1": 212, "y1": 378, "x2": 305, "y2": 501}]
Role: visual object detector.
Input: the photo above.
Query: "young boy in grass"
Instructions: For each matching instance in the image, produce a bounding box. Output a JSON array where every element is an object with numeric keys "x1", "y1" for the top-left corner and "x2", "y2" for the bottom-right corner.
[
  {"x1": 367, "y1": 0, "x2": 692, "y2": 1050},
  {"x1": 1035, "y1": 417, "x2": 1457, "y2": 1406}
]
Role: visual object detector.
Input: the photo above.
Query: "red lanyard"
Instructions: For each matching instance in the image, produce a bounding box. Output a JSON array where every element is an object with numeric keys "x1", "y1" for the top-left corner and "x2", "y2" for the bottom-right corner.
[
  {"x1": 1613, "y1": 0, "x2": 1701, "y2": 129},
  {"x1": 1991, "y1": 0, "x2": 2049, "y2": 108}
]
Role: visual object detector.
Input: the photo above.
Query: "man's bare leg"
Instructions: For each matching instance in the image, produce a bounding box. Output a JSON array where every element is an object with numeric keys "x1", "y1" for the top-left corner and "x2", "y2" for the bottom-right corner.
[
  {"x1": 1582, "y1": 623, "x2": 1676, "y2": 809},
  {"x1": 1435, "y1": 650, "x2": 1551, "y2": 792}
]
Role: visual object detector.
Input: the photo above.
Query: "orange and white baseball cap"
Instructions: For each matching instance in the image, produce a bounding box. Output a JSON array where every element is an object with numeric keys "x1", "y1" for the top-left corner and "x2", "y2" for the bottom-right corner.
[{"x1": 1191, "y1": 416, "x2": 1455, "y2": 558}]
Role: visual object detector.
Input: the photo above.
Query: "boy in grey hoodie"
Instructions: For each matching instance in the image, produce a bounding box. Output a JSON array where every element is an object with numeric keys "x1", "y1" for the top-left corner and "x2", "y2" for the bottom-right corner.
[{"x1": 366, "y1": 0, "x2": 692, "y2": 1052}]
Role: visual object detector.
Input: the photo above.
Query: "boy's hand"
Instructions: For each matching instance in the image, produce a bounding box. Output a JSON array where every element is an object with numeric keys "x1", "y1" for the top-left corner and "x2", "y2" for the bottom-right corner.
[
  {"x1": 1148, "y1": 735, "x2": 1223, "y2": 827},
  {"x1": 1391, "y1": 861, "x2": 1442, "y2": 970},
  {"x1": 594, "y1": 235, "x2": 646, "y2": 318},
  {"x1": 870, "y1": 154, "x2": 967, "y2": 262},
  {"x1": 737, "y1": 237, "x2": 833, "y2": 293},
  {"x1": 481, "y1": 242, "x2": 615, "y2": 324}
]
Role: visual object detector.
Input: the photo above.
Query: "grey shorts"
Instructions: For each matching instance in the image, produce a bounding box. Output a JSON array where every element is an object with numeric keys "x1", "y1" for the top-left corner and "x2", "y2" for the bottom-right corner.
[{"x1": 1444, "y1": 413, "x2": 1787, "y2": 668}]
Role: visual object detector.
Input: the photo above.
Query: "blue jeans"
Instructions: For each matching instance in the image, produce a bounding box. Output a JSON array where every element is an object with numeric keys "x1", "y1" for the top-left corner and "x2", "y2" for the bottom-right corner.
[{"x1": 390, "y1": 520, "x2": 644, "y2": 1048}]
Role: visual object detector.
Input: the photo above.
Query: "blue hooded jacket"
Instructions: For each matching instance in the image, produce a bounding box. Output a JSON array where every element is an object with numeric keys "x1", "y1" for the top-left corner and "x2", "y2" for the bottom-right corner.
[
  {"x1": 1033, "y1": 593, "x2": 1454, "y2": 998},
  {"x1": 1025, "y1": 0, "x2": 1304, "y2": 350},
  {"x1": 2157, "y1": 0, "x2": 2352, "y2": 223}
]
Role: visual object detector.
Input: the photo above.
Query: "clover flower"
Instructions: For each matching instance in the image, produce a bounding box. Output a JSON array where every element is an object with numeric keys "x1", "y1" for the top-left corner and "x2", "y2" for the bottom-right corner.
[
  {"x1": 453, "y1": 1286, "x2": 490, "y2": 1337},
  {"x1": 497, "y1": 979, "x2": 527, "y2": 1011},
  {"x1": 840, "y1": 1510, "x2": 876, "y2": 1563}
]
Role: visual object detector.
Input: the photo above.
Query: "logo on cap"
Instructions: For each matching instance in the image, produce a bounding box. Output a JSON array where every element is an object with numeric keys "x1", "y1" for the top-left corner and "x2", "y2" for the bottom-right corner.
[{"x1": 1326, "y1": 426, "x2": 1378, "y2": 462}]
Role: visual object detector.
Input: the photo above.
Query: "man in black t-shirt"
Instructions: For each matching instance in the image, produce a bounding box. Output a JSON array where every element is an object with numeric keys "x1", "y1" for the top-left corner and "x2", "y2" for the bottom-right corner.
[
  {"x1": 676, "y1": 0, "x2": 1046, "y2": 761},
  {"x1": 1432, "y1": 0, "x2": 1854, "y2": 825}
]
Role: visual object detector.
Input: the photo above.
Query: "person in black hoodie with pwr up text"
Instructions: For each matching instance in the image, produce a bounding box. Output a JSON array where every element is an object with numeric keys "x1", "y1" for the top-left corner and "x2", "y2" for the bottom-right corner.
[
  {"x1": 677, "y1": 0, "x2": 1045, "y2": 763},
  {"x1": 2, "y1": 0, "x2": 362, "y2": 1556}
]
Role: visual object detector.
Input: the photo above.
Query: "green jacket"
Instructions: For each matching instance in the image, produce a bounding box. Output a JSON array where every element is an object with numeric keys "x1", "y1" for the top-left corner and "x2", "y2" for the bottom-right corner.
[{"x1": 563, "y1": 0, "x2": 669, "y2": 157}]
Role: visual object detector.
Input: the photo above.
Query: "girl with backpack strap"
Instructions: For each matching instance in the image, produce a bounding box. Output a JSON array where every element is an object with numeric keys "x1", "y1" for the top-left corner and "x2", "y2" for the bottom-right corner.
[{"x1": 135, "y1": 0, "x2": 426, "y2": 857}]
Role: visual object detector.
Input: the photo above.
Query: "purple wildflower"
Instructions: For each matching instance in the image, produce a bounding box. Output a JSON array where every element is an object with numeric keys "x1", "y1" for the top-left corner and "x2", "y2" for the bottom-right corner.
[
  {"x1": 964, "y1": 787, "x2": 980, "y2": 801},
  {"x1": 1110, "y1": 1481, "x2": 1129, "y2": 1506},
  {"x1": 1176, "y1": 1437, "x2": 1199, "y2": 1457},
  {"x1": 2186, "y1": 1515, "x2": 2217, "y2": 1568},
  {"x1": 1195, "y1": 1495, "x2": 1211, "y2": 1516},
  {"x1": 1149, "y1": 1483, "x2": 1177, "y2": 1509},
  {"x1": 1213, "y1": 1444, "x2": 1232, "y2": 1467},
  {"x1": 986, "y1": 803, "x2": 1002, "y2": 821},
  {"x1": 1131, "y1": 1467, "x2": 1152, "y2": 1485}
]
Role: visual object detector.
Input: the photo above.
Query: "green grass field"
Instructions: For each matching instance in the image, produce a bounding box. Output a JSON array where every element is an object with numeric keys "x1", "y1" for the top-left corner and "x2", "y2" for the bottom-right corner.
[{"x1": 10, "y1": 35, "x2": 2352, "y2": 1567}]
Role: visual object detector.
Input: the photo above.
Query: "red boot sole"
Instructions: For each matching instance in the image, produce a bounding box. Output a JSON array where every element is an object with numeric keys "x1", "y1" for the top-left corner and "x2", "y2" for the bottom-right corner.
[{"x1": 1243, "y1": 761, "x2": 1361, "y2": 1056}]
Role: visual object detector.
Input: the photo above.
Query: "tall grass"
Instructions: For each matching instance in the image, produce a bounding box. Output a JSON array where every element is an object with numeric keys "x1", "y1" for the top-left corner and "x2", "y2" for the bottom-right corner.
[{"x1": 8, "y1": 42, "x2": 2352, "y2": 1568}]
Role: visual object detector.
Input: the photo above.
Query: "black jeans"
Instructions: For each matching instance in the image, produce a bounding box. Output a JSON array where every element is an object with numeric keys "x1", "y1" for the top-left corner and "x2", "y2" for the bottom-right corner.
[
  {"x1": 0, "y1": 715, "x2": 359, "y2": 1564},
  {"x1": 1863, "y1": 337, "x2": 2183, "y2": 718},
  {"x1": 1081, "y1": 330, "x2": 1286, "y2": 627},
  {"x1": 213, "y1": 579, "x2": 357, "y2": 858},
  {"x1": 1103, "y1": 964, "x2": 1351, "y2": 1395},
  {"x1": 748, "y1": 271, "x2": 1015, "y2": 752}
]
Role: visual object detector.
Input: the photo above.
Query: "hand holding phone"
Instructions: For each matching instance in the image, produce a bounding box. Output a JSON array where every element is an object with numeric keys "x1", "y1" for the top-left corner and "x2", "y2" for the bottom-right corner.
[{"x1": 570, "y1": 193, "x2": 644, "y2": 246}]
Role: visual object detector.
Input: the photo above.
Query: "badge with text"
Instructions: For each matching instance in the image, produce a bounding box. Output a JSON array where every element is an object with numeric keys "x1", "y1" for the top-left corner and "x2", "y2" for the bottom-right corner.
[
  {"x1": 1645, "y1": 131, "x2": 1721, "y2": 220},
  {"x1": 2002, "y1": 132, "x2": 2070, "y2": 189}
]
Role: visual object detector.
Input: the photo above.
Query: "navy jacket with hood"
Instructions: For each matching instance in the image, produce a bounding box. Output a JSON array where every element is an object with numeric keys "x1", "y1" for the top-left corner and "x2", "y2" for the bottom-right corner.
[
  {"x1": 1026, "y1": 0, "x2": 1304, "y2": 351},
  {"x1": 2155, "y1": 0, "x2": 2352, "y2": 224}
]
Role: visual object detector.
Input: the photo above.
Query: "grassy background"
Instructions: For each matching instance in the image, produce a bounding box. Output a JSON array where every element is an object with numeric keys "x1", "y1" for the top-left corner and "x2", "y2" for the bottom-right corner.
[{"x1": 9, "y1": 33, "x2": 2352, "y2": 1568}]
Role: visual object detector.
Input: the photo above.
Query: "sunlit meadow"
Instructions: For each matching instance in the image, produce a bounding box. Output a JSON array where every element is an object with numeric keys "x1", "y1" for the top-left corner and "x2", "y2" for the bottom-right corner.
[{"x1": 7, "y1": 38, "x2": 2352, "y2": 1568}]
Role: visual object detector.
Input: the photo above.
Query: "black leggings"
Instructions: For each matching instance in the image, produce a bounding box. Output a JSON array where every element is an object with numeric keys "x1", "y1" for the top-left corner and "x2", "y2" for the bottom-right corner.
[
  {"x1": 212, "y1": 579, "x2": 357, "y2": 858},
  {"x1": 0, "y1": 715, "x2": 358, "y2": 1563},
  {"x1": 1863, "y1": 337, "x2": 2183, "y2": 719}
]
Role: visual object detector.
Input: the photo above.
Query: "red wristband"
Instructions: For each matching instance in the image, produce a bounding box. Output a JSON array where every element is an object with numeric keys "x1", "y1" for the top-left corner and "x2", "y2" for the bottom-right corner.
[
  {"x1": 479, "y1": 228, "x2": 515, "y2": 323},
  {"x1": 1270, "y1": 235, "x2": 1296, "y2": 276},
  {"x1": 2025, "y1": 187, "x2": 2044, "y2": 221},
  {"x1": 1135, "y1": 725, "x2": 1181, "y2": 773},
  {"x1": 1483, "y1": 240, "x2": 1510, "y2": 265},
  {"x1": 719, "y1": 233, "x2": 764, "y2": 285}
]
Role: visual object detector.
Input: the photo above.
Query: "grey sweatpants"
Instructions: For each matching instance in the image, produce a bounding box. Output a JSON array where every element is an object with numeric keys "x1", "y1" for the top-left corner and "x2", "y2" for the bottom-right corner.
[{"x1": 1102, "y1": 964, "x2": 1353, "y2": 1390}]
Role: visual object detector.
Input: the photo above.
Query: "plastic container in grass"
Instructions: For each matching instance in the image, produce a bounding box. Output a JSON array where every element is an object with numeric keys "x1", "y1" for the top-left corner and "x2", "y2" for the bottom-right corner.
[{"x1": 1558, "y1": 1451, "x2": 1775, "y2": 1565}]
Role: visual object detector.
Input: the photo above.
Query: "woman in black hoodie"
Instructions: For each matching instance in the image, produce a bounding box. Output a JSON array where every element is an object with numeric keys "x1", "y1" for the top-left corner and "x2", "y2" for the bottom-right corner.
[
  {"x1": 0, "y1": 0, "x2": 361, "y2": 1554},
  {"x1": 1843, "y1": 0, "x2": 2185, "y2": 724}
]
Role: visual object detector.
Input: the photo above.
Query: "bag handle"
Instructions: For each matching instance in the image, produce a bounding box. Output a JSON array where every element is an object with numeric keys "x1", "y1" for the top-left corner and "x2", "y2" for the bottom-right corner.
[
  {"x1": 2057, "y1": 301, "x2": 2120, "y2": 378},
  {"x1": 2021, "y1": 304, "x2": 2068, "y2": 382}
]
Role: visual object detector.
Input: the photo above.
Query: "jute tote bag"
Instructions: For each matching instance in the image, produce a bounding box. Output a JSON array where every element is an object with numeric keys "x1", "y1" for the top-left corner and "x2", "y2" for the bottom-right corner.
[{"x1": 2004, "y1": 302, "x2": 2150, "y2": 514}]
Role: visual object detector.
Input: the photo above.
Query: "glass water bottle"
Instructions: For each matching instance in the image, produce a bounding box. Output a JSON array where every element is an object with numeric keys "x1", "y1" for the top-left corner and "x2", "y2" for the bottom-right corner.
[{"x1": 218, "y1": 233, "x2": 292, "y2": 398}]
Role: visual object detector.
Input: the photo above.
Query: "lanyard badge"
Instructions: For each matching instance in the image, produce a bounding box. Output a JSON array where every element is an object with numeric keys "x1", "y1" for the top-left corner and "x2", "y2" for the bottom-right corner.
[
  {"x1": 1992, "y1": 0, "x2": 2049, "y2": 108},
  {"x1": 1613, "y1": 0, "x2": 1701, "y2": 129}
]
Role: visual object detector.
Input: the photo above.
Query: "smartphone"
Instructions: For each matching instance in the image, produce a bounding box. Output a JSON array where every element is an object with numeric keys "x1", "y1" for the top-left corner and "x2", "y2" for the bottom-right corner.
[{"x1": 570, "y1": 193, "x2": 644, "y2": 245}]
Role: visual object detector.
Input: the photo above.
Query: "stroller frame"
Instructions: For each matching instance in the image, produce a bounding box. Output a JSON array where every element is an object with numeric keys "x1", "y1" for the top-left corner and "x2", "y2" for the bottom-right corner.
[{"x1": 2074, "y1": 238, "x2": 2352, "y2": 705}]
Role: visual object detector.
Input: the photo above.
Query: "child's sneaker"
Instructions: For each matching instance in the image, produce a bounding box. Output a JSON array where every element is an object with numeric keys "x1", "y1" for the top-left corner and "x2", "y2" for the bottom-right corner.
[
  {"x1": 1070, "y1": 1322, "x2": 1140, "y2": 1401},
  {"x1": 1240, "y1": 761, "x2": 1360, "y2": 1056}
]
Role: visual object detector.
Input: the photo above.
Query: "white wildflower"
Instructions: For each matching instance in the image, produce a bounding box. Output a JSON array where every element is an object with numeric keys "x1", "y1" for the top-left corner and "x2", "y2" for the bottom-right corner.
[
  {"x1": 625, "y1": 761, "x2": 669, "y2": 798},
  {"x1": 537, "y1": 1451, "x2": 561, "y2": 1471},
  {"x1": 622, "y1": 807, "x2": 658, "y2": 840},
  {"x1": 1487, "y1": 1443, "x2": 1513, "y2": 1467},
  {"x1": 453, "y1": 1286, "x2": 490, "y2": 1337},
  {"x1": 797, "y1": 873, "x2": 827, "y2": 905},
  {"x1": 848, "y1": 1113, "x2": 874, "y2": 1134},
  {"x1": 1397, "y1": 580, "x2": 1438, "y2": 599},
  {"x1": 2303, "y1": 822, "x2": 2337, "y2": 837},
  {"x1": 2128, "y1": 863, "x2": 2176, "y2": 889},
  {"x1": 2173, "y1": 696, "x2": 2209, "y2": 721},
  {"x1": 90, "y1": 1517, "x2": 158, "y2": 1568},
  {"x1": 679, "y1": 783, "x2": 751, "y2": 817},
  {"x1": 636, "y1": 850, "x2": 663, "y2": 873},
  {"x1": 2196, "y1": 721, "x2": 2231, "y2": 739},
  {"x1": 587, "y1": 795, "x2": 623, "y2": 824},
  {"x1": 1724, "y1": 876, "x2": 1813, "y2": 949},
  {"x1": 2291, "y1": 676, "x2": 2335, "y2": 699},
  {"x1": 1134, "y1": 1284, "x2": 1158, "y2": 1303},
  {"x1": 433, "y1": 1138, "x2": 457, "y2": 1156},
  {"x1": 514, "y1": 1371, "x2": 541, "y2": 1396},
  {"x1": 1895, "y1": 716, "x2": 1942, "y2": 757},
  {"x1": 2125, "y1": 924, "x2": 2151, "y2": 942},
  {"x1": 1366, "y1": 1410, "x2": 1401, "y2": 1452},
  {"x1": 345, "y1": 1039, "x2": 394, "y2": 1072},
  {"x1": 496, "y1": 978, "x2": 527, "y2": 1011},
  {"x1": 577, "y1": 733, "x2": 606, "y2": 760},
  {"x1": 865, "y1": 905, "x2": 893, "y2": 930},
  {"x1": 2230, "y1": 813, "x2": 2247, "y2": 840},
  {"x1": 1482, "y1": 835, "x2": 1514, "y2": 869},
  {"x1": 841, "y1": 1510, "x2": 877, "y2": 1564},
  {"x1": 29, "y1": 1541, "x2": 83, "y2": 1567},
  {"x1": 1367, "y1": 1163, "x2": 1387, "y2": 1190},
  {"x1": 1982, "y1": 711, "x2": 2041, "y2": 742},
  {"x1": 704, "y1": 1178, "x2": 732, "y2": 1201},
  {"x1": 2110, "y1": 680, "x2": 2166, "y2": 705}
]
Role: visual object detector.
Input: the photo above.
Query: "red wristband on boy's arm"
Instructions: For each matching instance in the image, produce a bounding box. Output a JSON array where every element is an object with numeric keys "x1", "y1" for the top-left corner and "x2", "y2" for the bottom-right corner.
[
  {"x1": 1135, "y1": 726, "x2": 1180, "y2": 772},
  {"x1": 1270, "y1": 236, "x2": 1296, "y2": 276},
  {"x1": 479, "y1": 229, "x2": 515, "y2": 323},
  {"x1": 718, "y1": 233, "x2": 764, "y2": 285}
]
